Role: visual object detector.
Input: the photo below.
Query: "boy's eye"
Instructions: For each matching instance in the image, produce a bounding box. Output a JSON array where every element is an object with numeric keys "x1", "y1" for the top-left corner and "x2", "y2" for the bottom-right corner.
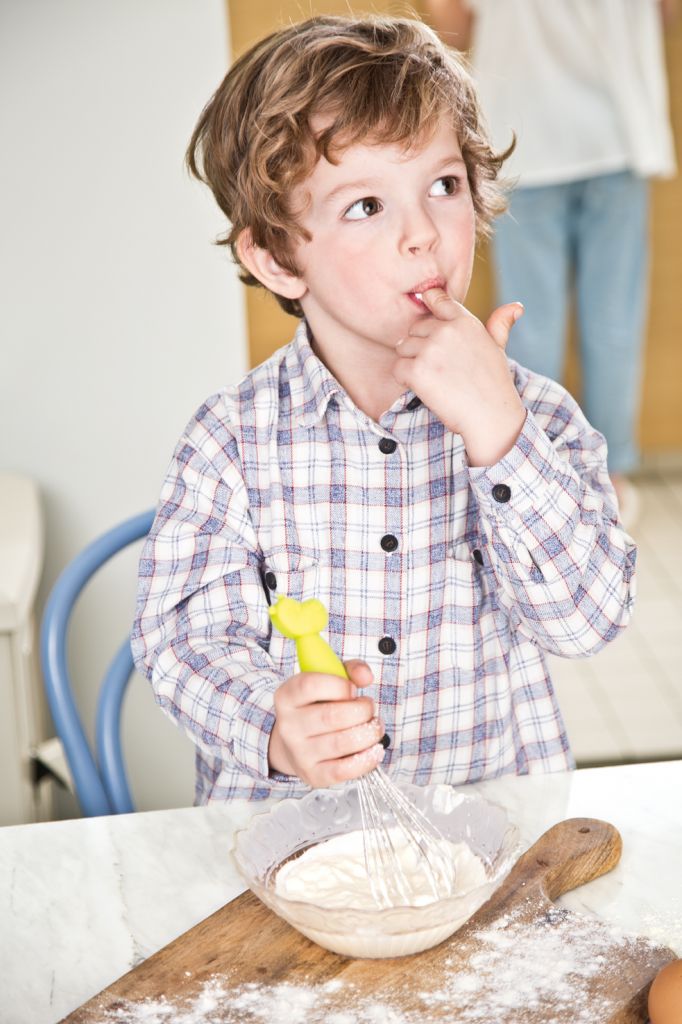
[
  {"x1": 344, "y1": 197, "x2": 382, "y2": 220},
  {"x1": 430, "y1": 176, "x2": 459, "y2": 197}
]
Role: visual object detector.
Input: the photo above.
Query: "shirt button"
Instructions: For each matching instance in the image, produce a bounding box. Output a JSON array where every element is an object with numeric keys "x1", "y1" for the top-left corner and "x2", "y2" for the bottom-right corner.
[
  {"x1": 378, "y1": 636, "x2": 396, "y2": 655},
  {"x1": 406, "y1": 396, "x2": 422, "y2": 410},
  {"x1": 492, "y1": 483, "x2": 511, "y2": 503},
  {"x1": 264, "y1": 571, "x2": 277, "y2": 590},
  {"x1": 379, "y1": 437, "x2": 397, "y2": 454},
  {"x1": 380, "y1": 534, "x2": 399, "y2": 552},
  {"x1": 472, "y1": 549, "x2": 484, "y2": 566}
]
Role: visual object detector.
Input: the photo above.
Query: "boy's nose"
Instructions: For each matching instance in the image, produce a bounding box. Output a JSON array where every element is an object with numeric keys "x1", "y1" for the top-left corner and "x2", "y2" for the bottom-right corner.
[{"x1": 399, "y1": 208, "x2": 439, "y2": 256}]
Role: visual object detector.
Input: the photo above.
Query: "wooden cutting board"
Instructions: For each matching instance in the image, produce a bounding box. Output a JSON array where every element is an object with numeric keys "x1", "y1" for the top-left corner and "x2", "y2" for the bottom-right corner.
[{"x1": 64, "y1": 818, "x2": 675, "y2": 1024}]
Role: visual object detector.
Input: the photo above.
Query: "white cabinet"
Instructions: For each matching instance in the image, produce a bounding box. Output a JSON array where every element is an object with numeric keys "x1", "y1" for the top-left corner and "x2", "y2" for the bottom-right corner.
[{"x1": 0, "y1": 474, "x2": 54, "y2": 824}]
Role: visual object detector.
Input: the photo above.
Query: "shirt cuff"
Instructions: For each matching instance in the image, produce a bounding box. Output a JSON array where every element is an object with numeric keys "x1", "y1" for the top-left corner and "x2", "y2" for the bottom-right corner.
[
  {"x1": 228, "y1": 683, "x2": 296, "y2": 787},
  {"x1": 467, "y1": 410, "x2": 564, "y2": 518}
]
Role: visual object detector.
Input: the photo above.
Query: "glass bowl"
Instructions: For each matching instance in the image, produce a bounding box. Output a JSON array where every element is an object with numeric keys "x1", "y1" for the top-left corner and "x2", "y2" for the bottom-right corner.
[{"x1": 233, "y1": 782, "x2": 519, "y2": 958}]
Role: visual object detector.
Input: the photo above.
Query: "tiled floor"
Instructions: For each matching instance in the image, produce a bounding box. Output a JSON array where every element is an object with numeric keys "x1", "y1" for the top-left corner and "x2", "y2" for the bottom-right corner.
[{"x1": 549, "y1": 467, "x2": 682, "y2": 767}]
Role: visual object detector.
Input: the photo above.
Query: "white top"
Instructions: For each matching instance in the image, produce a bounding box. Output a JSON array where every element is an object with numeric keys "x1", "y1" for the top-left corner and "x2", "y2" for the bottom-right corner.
[
  {"x1": 1, "y1": 762, "x2": 681, "y2": 1022},
  {"x1": 466, "y1": 0, "x2": 676, "y2": 186}
]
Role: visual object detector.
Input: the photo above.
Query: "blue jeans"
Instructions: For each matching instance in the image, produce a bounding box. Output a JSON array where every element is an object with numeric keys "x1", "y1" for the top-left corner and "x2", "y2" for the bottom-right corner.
[{"x1": 492, "y1": 171, "x2": 650, "y2": 474}]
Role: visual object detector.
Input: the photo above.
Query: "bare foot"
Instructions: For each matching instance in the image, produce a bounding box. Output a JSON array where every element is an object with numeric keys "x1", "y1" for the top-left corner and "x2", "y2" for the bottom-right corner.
[
  {"x1": 610, "y1": 474, "x2": 639, "y2": 530},
  {"x1": 610, "y1": 474, "x2": 626, "y2": 506}
]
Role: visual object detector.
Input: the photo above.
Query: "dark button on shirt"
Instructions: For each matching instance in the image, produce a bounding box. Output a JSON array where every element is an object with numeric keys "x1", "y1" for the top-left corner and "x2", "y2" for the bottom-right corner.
[
  {"x1": 264, "y1": 571, "x2": 277, "y2": 590},
  {"x1": 381, "y1": 534, "x2": 399, "y2": 552},
  {"x1": 473, "y1": 549, "x2": 484, "y2": 566},
  {"x1": 406, "y1": 396, "x2": 422, "y2": 410},
  {"x1": 378, "y1": 437, "x2": 397, "y2": 454},
  {"x1": 378, "y1": 636, "x2": 396, "y2": 655},
  {"x1": 492, "y1": 483, "x2": 512, "y2": 503}
]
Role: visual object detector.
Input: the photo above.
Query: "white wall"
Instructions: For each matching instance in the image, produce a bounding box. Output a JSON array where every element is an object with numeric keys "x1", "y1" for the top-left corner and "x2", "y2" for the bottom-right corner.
[{"x1": 0, "y1": 1, "x2": 248, "y2": 814}]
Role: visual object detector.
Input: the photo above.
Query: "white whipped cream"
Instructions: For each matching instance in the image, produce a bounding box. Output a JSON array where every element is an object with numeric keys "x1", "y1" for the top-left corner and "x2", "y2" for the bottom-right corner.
[{"x1": 274, "y1": 827, "x2": 488, "y2": 910}]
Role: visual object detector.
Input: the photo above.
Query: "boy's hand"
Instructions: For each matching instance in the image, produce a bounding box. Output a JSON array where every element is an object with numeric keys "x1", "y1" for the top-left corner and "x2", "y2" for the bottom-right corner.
[
  {"x1": 268, "y1": 660, "x2": 385, "y2": 787},
  {"x1": 393, "y1": 288, "x2": 527, "y2": 467}
]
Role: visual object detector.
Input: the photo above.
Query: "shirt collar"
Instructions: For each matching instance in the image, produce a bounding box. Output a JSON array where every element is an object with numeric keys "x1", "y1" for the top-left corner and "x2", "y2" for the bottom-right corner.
[
  {"x1": 286, "y1": 320, "x2": 343, "y2": 427},
  {"x1": 286, "y1": 319, "x2": 423, "y2": 427}
]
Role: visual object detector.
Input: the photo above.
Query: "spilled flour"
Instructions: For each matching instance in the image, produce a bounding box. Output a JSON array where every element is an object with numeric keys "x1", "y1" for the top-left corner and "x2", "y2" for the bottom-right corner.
[
  {"x1": 97, "y1": 977, "x2": 408, "y2": 1024},
  {"x1": 416, "y1": 902, "x2": 643, "y2": 1022},
  {"x1": 96, "y1": 902, "x2": 672, "y2": 1024}
]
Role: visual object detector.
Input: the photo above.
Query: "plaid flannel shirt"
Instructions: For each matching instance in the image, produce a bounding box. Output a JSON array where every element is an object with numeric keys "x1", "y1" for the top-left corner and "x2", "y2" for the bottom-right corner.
[{"x1": 132, "y1": 320, "x2": 636, "y2": 802}]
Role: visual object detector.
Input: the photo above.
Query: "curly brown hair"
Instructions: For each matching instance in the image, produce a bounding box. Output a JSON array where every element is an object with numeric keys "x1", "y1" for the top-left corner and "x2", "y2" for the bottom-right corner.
[{"x1": 186, "y1": 15, "x2": 512, "y2": 317}]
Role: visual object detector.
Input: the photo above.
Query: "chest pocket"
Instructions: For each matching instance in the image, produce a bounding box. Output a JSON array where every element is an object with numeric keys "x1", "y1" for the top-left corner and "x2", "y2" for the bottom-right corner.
[
  {"x1": 262, "y1": 548, "x2": 319, "y2": 679},
  {"x1": 439, "y1": 540, "x2": 483, "y2": 675}
]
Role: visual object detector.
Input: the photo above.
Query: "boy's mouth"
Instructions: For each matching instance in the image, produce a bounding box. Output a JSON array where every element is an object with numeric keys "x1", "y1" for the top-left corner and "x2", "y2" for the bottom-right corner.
[{"x1": 405, "y1": 277, "x2": 445, "y2": 310}]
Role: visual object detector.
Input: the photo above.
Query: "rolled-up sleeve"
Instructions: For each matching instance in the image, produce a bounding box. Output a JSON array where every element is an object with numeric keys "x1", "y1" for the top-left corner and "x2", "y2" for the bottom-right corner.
[
  {"x1": 131, "y1": 430, "x2": 282, "y2": 784},
  {"x1": 468, "y1": 393, "x2": 636, "y2": 658}
]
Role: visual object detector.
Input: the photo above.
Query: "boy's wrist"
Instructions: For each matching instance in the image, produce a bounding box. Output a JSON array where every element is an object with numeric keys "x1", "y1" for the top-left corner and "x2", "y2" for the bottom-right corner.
[
  {"x1": 267, "y1": 721, "x2": 295, "y2": 777},
  {"x1": 458, "y1": 402, "x2": 527, "y2": 468}
]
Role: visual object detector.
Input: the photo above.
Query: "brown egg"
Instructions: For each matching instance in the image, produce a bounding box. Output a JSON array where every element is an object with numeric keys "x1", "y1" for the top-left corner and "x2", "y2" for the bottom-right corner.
[{"x1": 649, "y1": 958, "x2": 682, "y2": 1024}]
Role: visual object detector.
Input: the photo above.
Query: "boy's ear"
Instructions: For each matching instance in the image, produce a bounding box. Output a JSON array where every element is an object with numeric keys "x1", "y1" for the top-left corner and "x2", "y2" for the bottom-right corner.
[{"x1": 237, "y1": 228, "x2": 307, "y2": 302}]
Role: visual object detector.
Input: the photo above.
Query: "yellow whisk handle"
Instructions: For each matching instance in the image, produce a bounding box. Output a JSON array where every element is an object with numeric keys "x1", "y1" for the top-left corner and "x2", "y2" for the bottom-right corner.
[
  {"x1": 296, "y1": 634, "x2": 348, "y2": 678},
  {"x1": 268, "y1": 595, "x2": 348, "y2": 678}
]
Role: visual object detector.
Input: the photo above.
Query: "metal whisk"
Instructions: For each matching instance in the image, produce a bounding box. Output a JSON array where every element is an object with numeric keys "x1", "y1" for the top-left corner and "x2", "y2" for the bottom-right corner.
[
  {"x1": 356, "y1": 760, "x2": 456, "y2": 908},
  {"x1": 268, "y1": 594, "x2": 457, "y2": 909}
]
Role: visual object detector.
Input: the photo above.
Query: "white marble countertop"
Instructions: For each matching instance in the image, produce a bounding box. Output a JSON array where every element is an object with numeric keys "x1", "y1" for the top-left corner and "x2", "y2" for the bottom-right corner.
[{"x1": 1, "y1": 761, "x2": 680, "y2": 1024}]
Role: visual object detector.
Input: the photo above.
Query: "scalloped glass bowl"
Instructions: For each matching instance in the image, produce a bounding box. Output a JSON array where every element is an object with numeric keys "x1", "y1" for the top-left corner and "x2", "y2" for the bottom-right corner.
[{"x1": 233, "y1": 782, "x2": 519, "y2": 958}]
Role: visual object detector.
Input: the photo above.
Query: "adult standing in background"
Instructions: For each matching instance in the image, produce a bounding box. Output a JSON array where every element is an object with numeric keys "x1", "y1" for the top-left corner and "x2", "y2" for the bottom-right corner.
[{"x1": 425, "y1": 0, "x2": 677, "y2": 525}]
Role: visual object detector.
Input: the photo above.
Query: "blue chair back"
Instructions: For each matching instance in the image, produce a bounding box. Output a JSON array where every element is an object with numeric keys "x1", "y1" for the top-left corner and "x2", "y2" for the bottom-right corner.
[{"x1": 40, "y1": 510, "x2": 155, "y2": 816}]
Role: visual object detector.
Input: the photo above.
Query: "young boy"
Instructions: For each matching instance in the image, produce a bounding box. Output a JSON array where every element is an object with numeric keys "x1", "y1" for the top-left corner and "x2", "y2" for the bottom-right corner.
[{"x1": 132, "y1": 15, "x2": 636, "y2": 803}]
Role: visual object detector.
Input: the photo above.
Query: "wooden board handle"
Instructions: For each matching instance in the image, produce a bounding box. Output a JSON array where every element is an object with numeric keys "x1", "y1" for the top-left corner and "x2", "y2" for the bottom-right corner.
[{"x1": 492, "y1": 817, "x2": 622, "y2": 906}]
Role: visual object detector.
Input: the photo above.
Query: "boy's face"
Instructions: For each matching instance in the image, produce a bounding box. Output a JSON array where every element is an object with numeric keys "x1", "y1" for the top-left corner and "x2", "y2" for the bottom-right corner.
[{"x1": 288, "y1": 116, "x2": 476, "y2": 359}]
